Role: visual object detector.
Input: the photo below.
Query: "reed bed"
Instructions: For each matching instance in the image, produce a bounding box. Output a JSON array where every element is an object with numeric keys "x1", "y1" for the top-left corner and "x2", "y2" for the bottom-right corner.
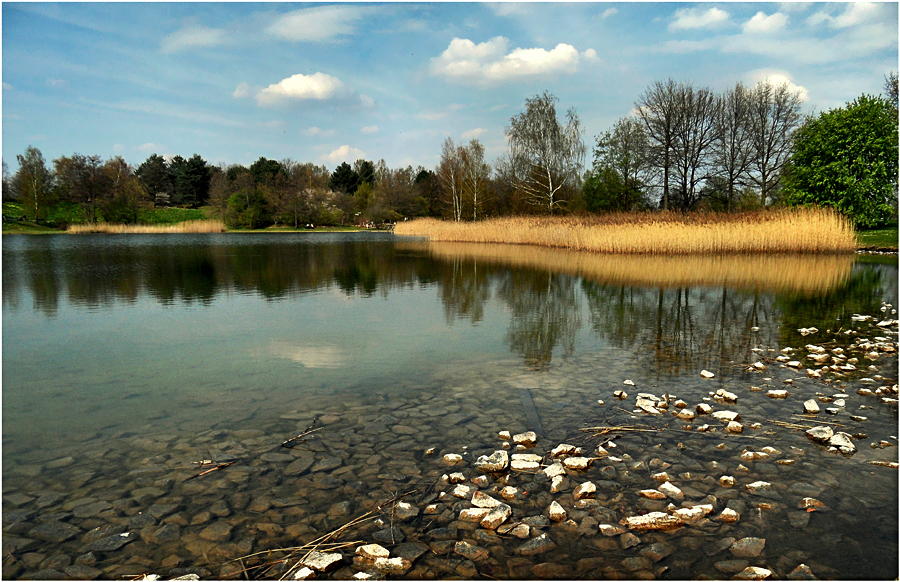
[
  {"x1": 397, "y1": 240, "x2": 855, "y2": 295},
  {"x1": 393, "y1": 208, "x2": 856, "y2": 254},
  {"x1": 66, "y1": 219, "x2": 226, "y2": 234}
]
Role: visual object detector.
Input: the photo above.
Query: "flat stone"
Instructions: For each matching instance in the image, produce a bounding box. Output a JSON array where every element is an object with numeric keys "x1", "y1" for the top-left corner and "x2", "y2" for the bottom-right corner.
[
  {"x1": 512, "y1": 431, "x2": 538, "y2": 446},
  {"x1": 454, "y1": 541, "x2": 489, "y2": 562},
  {"x1": 459, "y1": 508, "x2": 491, "y2": 522},
  {"x1": 715, "y1": 560, "x2": 750, "y2": 575},
  {"x1": 573, "y1": 481, "x2": 596, "y2": 500},
  {"x1": 510, "y1": 459, "x2": 541, "y2": 471},
  {"x1": 481, "y1": 504, "x2": 512, "y2": 529},
  {"x1": 472, "y1": 491, "x2": 500, "y2": 509},
  {"x1": 46, "y1": 457, "x2": 75, "y2": 469},
  {"x1": 599, "y1": 524, "x2": 627, "y2": 536},
  {"x1": 199, "y1": 521, "x2": 232, "y2": 542},
  {"x1": 393, "y1": 542, "x2": 428, "y2": 562},
  {"x1": 803, "y1": 400, "x2": 820, "y2": 414},
  {"x1": 712, "y1": 411, "x2": 740, "y2": 423},
  {"x1": 730, "y1": 537, "x2": 766, "y2": 558},
  {"x1": 64, "y1": 564, "x2": 102, "y2": 579},
  {"x1": 393, "y1": 502, "x2": 418, "y2": 520},
  {"x1": 805, "y1": 426, "x2": 833, "y2": 443},
  {"x1": 372, "y1": 527, "x2": 405, "y2": 544},
  {"x1": 474, "y1": 450, "x2": 508, "y2": 472},
  {"x1": 563, "y1": 457, "x2": 591, "y2": 470},
  {"x1": 80, "y1": 532, "x2": 136, "y2": 553},
  {"x1": 744, "y1": 481, "x2": 772, "y2": 494},
  {"x1": 704, "y1": 537, "x2": 736, "y2": 556},
  {"x1": 639, "y1": 542, "x2": 674, "y2": 562},
  {"x1": 733, "y1": 566, "x2": 773, "y2": 580},
  {"x1": 284, "y1": 455, "x2": 315, "y2": 476},
  {"x1": 826, "y1": 432, "x2": 857, "y2": 454},
  {"x1": 311, "y1": 456, "x2": 342, "y2": 472},
  {"x1": 29, "y1": 521, "x2": 82, "y2": 543},
  {"x1": 621, "y1": 512, "x2": 682, "y2": 531},
  {"x1": 543, "y1": 463, "x2": 565, "y2": 478},
  {"x1": 517, "y1": 533, "x2": 557, "y2": 556},
  {"x1": 620, "y1": 532, "x2": 641, "y2": 549},
  {"x1": 373, "y1": 557, "x2": 412, "y2": 575},
  {"x1": 4, "y1": 493, "x2": 34, "y2": 506},
  {"x1": 301, "y1": 551, "x2": 343, "y2": 572},
  {"x1": 148, "y1": 503, "x2": 178, "y2": 519}
]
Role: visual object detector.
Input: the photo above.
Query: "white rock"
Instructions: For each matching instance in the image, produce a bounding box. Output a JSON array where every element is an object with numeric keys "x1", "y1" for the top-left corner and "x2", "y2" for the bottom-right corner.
[
  {"x1": 696, "y1": 403, "x2": 713, "y2": 414},
  {"x1": 451, "y1": 484, "x2": 473, "y2": 499},
  {"x1": 459, "y1": 508, "x2": 491, "y2": 522},
  {"x1": 717, "y1": 508, "x2": 740, "y2": 523},
  {"x1": 623, "y1": 379, "x2": 635, "y2": 386},
  {"x1": 512, "y1": 431, "x2": 538, "y2": 446},
  {"x1": 563, "y1": 457, "x2": 591, "y2": 470},
  {"x1": 511, "y1": 459, "x2": 540, "y2": 471},
  {"x1": 805, "y1": 426, "x2": 833, "y2": 443},
  {"x1": 658, "y1": 481, "x2": 684, "y2": 501},
  {"x1": 550, "y1": 444, "x2": 576, "y2": 457},
  {"x1": 744, "y1": 481, "x2": 772, "y2": 494},
  {"x1": 548, "y1": 500, "x2": 567, "y2": 522},
  {"x1": 550, "y1": 474, "x2": 567, "y2": 493},
  {"x1": 712, "y1": 410, "x2": 740, "y2": 423},
  {"x1": 543, "y1": 462, "x2": 566, "y2": 478},
  {"x1": 827, "y1": 432, "x2": 857, "y2": 454},
  {"x1": 726, "y1": 421, "x2": 744, "y2": 433},
  {"x1": 471, "y1": 491, "x2": 501, "y2": 508},
  {"x1": 573, "y1": 481, "x2": 596, "y2": 500},
  {"x1": 443, "y1": 453, "x2": 463, "y2": 465},
  {"x1": 511, "y1": 453, "x2": 542, "y2": 463},
  {"x1": 715, "y1": 389, "x2": 738, "y2": 403},
  {"x1": 701, "y1": 370, "x2": 716, "y2": 378},
  {"x1": 474, "y1": 450, "x2": 508, "y2": 472},
  {"x1": 301, "y1": 551, "x2": 343, "y2": 572},
  {"x1": 803, "y1": 400, "x2": 820, "y2": 414},
  {"x1": 598, "y1": 524, "x2": 627, "y2": 536},
  {"x1": 620, "y1": 512, "x2": 683, "y2": 531},
  {"x1": 480, "y1": 503, "x2": 512, "y2": 529},
  {"x1": 293, "y1": 567, "x2": 315, "y2": 580},
  {"x1": 356, "y1": 544, "x2": 390, "y2": 560},
  {"x1": 767, "y1": 390, "x2": 789, "y2": 399},
  {"x1": 498, "y1": 431, "x2": 511, "y2": 441}
]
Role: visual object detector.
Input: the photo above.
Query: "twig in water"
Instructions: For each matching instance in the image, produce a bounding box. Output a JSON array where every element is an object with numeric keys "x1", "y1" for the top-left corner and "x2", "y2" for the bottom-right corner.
[{"x1": 185, "y1": 460, "x2": 237, "y2": 481}]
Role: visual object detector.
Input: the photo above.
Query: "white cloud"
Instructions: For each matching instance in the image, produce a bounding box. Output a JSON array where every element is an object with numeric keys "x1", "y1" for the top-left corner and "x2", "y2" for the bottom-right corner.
[
  {"x1": 361, "y1": 125, "x2": 379, "y2": 135},
  {"x1": 46, "y1": 78, "x2": 66, "y2": 87},
  {"x1": 462, "y1": 128, "x2": 488, "y2": 140},
  {"x1": 778, "y1": 2, "x2": 812, "y2": 14},
  {"x1": 430, "y1": 36, "x2": 581, "y2": 84},
  {"x1": 487, "y1": 4, "x2": 532, "y2": 17},
  {"x1": 265, "y1": 5, "x2": 369, "y2": 42},
  {"x1": 302, "y1": 126, "x2": 335, "y2": 137},
  {"x1": 742, "y1": 11, "x2": 788, "y2": 34},
  {"x1": 2, "y1": 82, "x2": 13, "y2": 91},
  {"x1": 137, "y1": 142, "x2": 162, "y2": 152},
  {"x1": 161, "y1": 26, "x2": 226, "y2": 53},
  {"x1": 254, "y1": 72, "x2": 349, "y2": 106},
  {"x1": 669, "y1": 7, "x2": 729, "y2": 32},
  {"x1": 807, "y1": 2, "x2": 880, "y2": 29},
  {"x1": 232, "y1": 82, "x2": 250, "y2": 99},
  {"x1": 323, "y1": 145, "x2": 366, "y2": 164},
  {"x1": 747, "y1": 69, "x2": 809, "y2": 102},
  {"x1": 601, "y1": 7, "x2": 618, "y2": 19},
  {"x1": 582, "y1": 48, "x2": 600, "y2": 62},
  {"x1": 113, "y1": 143, "x2": 125, "y2": 154}
]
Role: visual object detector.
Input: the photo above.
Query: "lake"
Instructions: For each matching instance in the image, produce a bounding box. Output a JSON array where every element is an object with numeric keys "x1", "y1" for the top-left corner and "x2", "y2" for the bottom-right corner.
[{"x1": 2, "y1": 232, "x2": 898, "y2": 580}]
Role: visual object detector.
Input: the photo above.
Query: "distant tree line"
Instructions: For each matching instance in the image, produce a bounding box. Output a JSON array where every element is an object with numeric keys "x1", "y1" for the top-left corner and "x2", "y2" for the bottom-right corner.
[{"x1": 4, "y1": 72, "x2": 896, "y2": 229}]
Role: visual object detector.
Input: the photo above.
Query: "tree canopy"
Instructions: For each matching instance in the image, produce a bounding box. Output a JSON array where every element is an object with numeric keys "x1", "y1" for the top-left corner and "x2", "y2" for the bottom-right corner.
[{"x1": 784, "y1": 94, "x2": 898, "y2": 228}]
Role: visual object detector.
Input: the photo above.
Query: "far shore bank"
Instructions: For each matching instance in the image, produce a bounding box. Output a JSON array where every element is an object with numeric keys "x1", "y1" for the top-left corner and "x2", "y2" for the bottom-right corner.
[{"x1": 394, "y1": 210, "x2": 870, "y2": 255}]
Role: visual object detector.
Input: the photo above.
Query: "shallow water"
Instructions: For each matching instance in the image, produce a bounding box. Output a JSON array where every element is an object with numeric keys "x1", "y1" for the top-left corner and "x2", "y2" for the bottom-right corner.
[{"x1": 2, "y1": 233, "x2": 897, "y2": 580}]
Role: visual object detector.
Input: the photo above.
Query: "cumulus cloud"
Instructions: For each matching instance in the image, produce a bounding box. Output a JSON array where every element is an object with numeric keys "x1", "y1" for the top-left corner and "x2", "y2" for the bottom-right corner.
[
  {"x1": 266, "y1": 5, "x2": 370, "y2": 42},
  {"x1": 742, "y1": 11, "x2": 788, "y2": 34},
  {"x1": 323, "y1": 145, "x2": 366, "y2": 164},
  {"x1": 582, "y1": 48, "x2": 600, "y2": 62},
  {"x1": 461, "y1": 128, "x2": 487, "y2": 139},
  {"x1": 2, "y1": 82, "x2": 13, "y2": 91},
  {"x1": 236, "y1": 72, "x2": 373, "y2": 108},
  {"x1": 430, "y1": 36, "x2": 581, "y2": 84},
  {"x1": 669, "y1": 7, "x2": 729, "y2": 32},
  {"x1": 748, "y1": 69, "x2": 809, "y2": 102},
  {"x1": 161, "y1": 26, "x2": 227, "y2": 53},
  {"x1": 807, "y1": 2, "x2": 880, "y2": 28},
  {"x1": 137, "y1": 142, "x2": 162, "y2": 152},
  {"x1": 601, "y1": 7, "x2": 618, "y2": 19},
  {"x1": 361, "y1": 125, "x2": 379, "y2": 135},
  {"x1": 232, "y1": 82, "x2": 250, "y2": 99},
  {"x1": 302, "y1": 127, "x2": 335, "y2": 137}
]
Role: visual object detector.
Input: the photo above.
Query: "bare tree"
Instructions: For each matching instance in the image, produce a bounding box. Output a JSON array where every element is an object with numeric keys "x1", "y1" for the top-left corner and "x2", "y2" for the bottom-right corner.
[
  {"x1": 711, "y1": 83, "x2": 754, "y2": 211},
  {"x1": 460, "y1": 140, "x2": 490, "y2": 221},
  {"x1": 670, "y1": 84, "x2": 719, "y2": 209},
  {"x1": 885, "y1": 71, "x2": 898, "y2": 109},
  {"x1": 635, "y1": 79, "x2": 682, "y2": 210},
  {"x1": 505, "y1": 91, "x2": 586, "y2": 214},
  {"x1": 437, "y1": 137, "x2": 464, "y2": 221},
  {"x1": 748, "y1": 80, "x2": 803, "y2": 207}
]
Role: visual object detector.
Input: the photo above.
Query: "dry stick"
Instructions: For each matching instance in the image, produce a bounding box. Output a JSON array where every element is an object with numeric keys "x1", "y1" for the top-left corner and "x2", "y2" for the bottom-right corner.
[{"x1": 790, "y1": 416, "x2": 847, "y2": 427}]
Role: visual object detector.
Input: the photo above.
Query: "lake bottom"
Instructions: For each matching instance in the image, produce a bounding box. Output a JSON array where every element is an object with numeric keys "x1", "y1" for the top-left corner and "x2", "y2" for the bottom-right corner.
[{"x1": 2, "y1": 315, "x2": 897, "y2": 581}]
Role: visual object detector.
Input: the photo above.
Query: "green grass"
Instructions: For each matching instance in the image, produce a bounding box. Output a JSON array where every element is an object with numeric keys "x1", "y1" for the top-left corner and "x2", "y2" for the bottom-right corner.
[
  {"x1": 137, "y1": 206, "x2": 210, "y2": 225},
  {"x1": 856, "y1": 227, "x2": 899, "y2": 249}
]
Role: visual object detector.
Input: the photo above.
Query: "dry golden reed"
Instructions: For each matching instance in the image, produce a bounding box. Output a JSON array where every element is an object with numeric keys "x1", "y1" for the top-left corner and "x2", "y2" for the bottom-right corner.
[
  {"x1": 397, "y1": 240, "x2": 854, "y2": 295},
  {"x1": 67, "y1": 219, "x2": 226, "y2": 234},
  {"x1": 394, "y1": 208, "x2": 856, "y2": 254}
]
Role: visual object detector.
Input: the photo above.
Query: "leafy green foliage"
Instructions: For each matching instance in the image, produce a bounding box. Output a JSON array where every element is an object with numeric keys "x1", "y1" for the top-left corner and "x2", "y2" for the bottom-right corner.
[
  {"x1": 226, "y1": 188, "x2": 269, "y2": 229},
  {"x1": 784, "y1": 94, "x2": 899, "y2": 227},
  {"x1": 329, "y1": 162, "x2": 361, "y2": 195},
  {"x1": 582, "y1": 167, "x2": 645, "y2": 213}
]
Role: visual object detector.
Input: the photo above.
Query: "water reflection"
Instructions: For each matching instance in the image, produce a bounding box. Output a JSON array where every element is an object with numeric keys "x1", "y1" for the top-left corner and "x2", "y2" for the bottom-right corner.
[{"x1": 2, "y1": 234, "x2": 893, "y2": 377}]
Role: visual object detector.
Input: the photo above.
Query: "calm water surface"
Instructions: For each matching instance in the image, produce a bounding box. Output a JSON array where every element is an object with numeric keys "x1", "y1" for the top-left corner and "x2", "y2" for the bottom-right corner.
[{"x1": 2, "y1": 233, "x2": 897, "y2": 580}]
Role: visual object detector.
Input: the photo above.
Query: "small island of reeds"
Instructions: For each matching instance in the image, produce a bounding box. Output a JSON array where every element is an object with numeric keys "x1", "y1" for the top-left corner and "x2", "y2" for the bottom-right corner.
[{"x1": 394, "y1": 208, "x2": 856, "y2": 254}]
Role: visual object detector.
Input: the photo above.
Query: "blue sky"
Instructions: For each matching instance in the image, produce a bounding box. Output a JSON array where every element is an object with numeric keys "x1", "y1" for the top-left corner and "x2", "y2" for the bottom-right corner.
[{"x1": 2, "y1": 2, "x2": 897, "y2": 175}]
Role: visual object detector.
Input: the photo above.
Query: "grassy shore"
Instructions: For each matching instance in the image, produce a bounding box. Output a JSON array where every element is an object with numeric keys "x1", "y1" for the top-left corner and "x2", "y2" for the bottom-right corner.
[
  {"x1": 66, "y1": 219, "x2": 227, "y2": 234},
  {"x1": 394, "y1": 209, "x2": 857, "y2": 254}
]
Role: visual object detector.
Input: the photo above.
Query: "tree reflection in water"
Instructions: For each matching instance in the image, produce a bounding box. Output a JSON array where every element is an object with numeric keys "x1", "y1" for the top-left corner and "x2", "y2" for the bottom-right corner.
[{"x1": 3, "y1": 233, "x2": 893, "y2": 376}]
